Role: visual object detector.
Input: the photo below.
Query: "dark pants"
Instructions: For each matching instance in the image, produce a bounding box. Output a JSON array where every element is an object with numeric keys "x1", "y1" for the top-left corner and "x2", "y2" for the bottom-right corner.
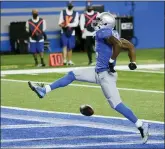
[{"x1": 84, "y1": 36, "x2": 95, "y2": 64}]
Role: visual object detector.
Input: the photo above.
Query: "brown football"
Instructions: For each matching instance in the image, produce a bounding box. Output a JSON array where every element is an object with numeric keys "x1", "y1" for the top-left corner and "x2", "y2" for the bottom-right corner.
[{"x1": 80, "y1": 104, "x2": 94, "y2": 116}]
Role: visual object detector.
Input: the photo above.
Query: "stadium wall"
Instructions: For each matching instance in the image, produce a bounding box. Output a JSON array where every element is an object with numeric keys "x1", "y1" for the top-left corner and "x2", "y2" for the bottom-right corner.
[{"x1": 1, "y1": 1, "x2": 164, "y2": 52}]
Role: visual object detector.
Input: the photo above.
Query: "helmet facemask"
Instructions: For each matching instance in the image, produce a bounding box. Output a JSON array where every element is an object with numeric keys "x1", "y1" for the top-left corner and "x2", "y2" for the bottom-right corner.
[
  {"x1": 92, "y1": 12, "x2": 116, "y2": 31},
  {"x1": 91, "y1": 18, "x2": 105, "y2": 31}
]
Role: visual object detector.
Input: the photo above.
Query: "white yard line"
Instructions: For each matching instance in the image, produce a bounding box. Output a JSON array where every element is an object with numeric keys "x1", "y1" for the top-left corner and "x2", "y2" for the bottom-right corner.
[
  {"x1": 1, "y1": 123, "x2": 70, "y2": 129},
  {"x1": 0, "y1": 134, "x2": 138, "y2": 143},
  {"x1": 5, "y1": 140, "x2": 164, "y2": 148},
  {"x1": 1, "y1": 78, "x2": 164, "y2": 94},
  {"x1": 2, "y1": 119, "x2": 164, "y2": 136},
  {"x1": 1, "y1": 122, "x2": 163, "y2": 135},
  {"x1": 1, "y1": 133, "x2": 163, "y2": 143},
  {"x1": 1, "y1": 64, "x2": 164, "y2": 75},
  {"x1": 1, "y1": 113, "x2": 140, "y2": 133},
  {"x1": 1, "y1": 113, "x2": 163, "y2": 134},
  {"x1": 120, "y1": 69, "x2": 164, "y2": 74},
  {"x1": 1, "y1": 106, "x2": 164, "y2": 124}
]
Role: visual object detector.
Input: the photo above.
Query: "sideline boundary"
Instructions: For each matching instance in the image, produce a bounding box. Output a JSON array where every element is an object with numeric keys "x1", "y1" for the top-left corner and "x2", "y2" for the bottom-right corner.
[{"x1": 1, "y1": 64, "x2": 164, "y2": 75}]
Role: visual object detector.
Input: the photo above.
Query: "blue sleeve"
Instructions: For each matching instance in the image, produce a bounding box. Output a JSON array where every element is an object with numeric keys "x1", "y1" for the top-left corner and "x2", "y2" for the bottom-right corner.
[{"x1": 97, "y1": 29, "x2": 112, "y2": 39}]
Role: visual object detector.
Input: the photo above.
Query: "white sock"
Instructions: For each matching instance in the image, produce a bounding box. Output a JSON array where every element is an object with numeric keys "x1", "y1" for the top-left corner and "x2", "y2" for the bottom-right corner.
[
  {"x1": 45, "y1": 85, "x2": 51, "y2": 93},
  {"x1": 135, "y1": 119, "x2": 143, "y2": 128}
]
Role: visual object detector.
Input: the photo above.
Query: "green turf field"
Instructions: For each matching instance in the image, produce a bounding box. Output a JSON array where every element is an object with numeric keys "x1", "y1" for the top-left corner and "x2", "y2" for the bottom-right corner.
[
  {"x1": 1, "y1": 48, "x2": 164, "y2": 122},
  {"x1": 1, "y1": 48, "x2": 164, "y2": 70}
]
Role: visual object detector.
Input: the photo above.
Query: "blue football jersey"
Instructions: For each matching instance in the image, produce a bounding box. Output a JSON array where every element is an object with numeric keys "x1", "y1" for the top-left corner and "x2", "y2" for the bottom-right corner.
[
  {"x1": 95, "y1": 28, "x2": 115, "y2": 73},
  {"x1": 112, "y1": 29, "x2": 120, "y2": 40}
]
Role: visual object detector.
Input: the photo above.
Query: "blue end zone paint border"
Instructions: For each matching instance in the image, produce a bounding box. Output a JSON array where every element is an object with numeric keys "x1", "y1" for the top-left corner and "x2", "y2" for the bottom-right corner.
[
  {"x1": 1, "y1": 106, "x2": 164, "y2": 124},
  {"x1": 1, "y1": 106, "x2": 164, "y2": 148}
]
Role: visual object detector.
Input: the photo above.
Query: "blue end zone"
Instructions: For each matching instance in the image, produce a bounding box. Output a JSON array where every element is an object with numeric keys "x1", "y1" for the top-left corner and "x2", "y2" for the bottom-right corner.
[
  {"x1": 1, "y1": 106, "x2": 164, "y2": 148},
  {"x1": 1, "y1": 118, "x2": 46, "y2": 125}
]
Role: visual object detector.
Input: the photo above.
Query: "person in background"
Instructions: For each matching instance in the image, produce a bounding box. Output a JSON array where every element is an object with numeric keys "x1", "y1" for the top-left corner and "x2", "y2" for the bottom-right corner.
[
  {"x1": 80, "y1": 5, "x2": 99, "y2": 65},
  {"x1": 26, "y1": 9, "x2": 46, "y2": 67},
  {"x1": 58, "y1": 2, "x2": 79, "y2": 65}
]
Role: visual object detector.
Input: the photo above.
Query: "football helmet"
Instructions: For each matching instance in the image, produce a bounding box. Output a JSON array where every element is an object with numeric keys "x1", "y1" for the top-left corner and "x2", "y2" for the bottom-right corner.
[{"x1": 92, "y1": 12, "x2": 116, "y2": 31}]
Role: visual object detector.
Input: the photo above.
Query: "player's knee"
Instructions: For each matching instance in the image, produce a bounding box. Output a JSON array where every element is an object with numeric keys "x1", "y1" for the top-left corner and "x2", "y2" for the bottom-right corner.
[
  {"x1": 107, "y1": 98, "x2": 115, "y2": 109},
  {"x1": 107, "y1": 97, "x2": 120, "y2": 109},
  {"x1": 68, "y1": 71, "x2": 76, "y2": 81}
]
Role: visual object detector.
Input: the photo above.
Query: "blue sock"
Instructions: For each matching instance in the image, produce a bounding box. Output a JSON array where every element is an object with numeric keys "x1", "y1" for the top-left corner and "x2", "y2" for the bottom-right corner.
[
  {"x1": 115, "y1": 102, "x2": 138, "y2": 123},
  {"x1": 50, "y1": 71, "x2": 75, "y2": 90}
]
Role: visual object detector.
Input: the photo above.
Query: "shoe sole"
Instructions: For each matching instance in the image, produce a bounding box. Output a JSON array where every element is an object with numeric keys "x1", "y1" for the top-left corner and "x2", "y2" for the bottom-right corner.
[{"x1": 28, "y1": 81, "x2": 43, "y2": 99}]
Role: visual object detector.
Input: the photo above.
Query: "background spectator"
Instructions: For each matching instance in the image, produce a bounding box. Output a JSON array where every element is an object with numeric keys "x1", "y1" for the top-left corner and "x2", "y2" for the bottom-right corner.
[
  {"x1": 58, "y1": 2, "x2": 79, "y2": 65},
  {"x1": 26, "y1": 9, "x2": 46, "y2": 67},
  {"x1": 80, "y1": 5, "x2": 99, "y2": 65}
]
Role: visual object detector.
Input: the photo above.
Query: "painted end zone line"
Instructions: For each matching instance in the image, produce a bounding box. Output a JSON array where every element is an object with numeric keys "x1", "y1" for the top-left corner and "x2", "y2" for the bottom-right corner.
[
  {"x1": 0, "y1": 134, "x2": 140, "y2": 143},
  {"x1": 1, "y1": 134, "x2": 162, "y2": 143},
  {"x1": 1, "y1": 78, "x2": 164, "y2": 94},
  {"x1": 5, "y1": 140, "x2": 164, "y2": 148},
  {"x1": 1, "y1": 106, "x2": 164, "y2": 124}
]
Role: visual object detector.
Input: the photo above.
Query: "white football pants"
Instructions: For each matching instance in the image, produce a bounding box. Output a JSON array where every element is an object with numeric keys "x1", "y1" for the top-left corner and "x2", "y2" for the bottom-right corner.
[{"x1": 72, "y1": 68, "x2": 122, "y2": 108}]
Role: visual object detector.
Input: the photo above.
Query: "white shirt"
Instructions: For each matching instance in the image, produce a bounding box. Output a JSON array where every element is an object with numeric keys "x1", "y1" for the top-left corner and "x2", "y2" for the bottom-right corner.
[
  {"x1": 58, "y1": 8, "x2": 79, "y2": 36},
  {"x1": 80, "y1": 10, "x2": 99, "y2": 38},
  {"x1": 26, "y1": 16, "x2": 46, "y2": 42}
]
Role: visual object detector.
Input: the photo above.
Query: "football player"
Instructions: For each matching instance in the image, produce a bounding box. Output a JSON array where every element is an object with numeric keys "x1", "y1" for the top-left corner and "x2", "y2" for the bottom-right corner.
[{"x1": 28, "y1": 12, "x2": 149, "y2": 144}]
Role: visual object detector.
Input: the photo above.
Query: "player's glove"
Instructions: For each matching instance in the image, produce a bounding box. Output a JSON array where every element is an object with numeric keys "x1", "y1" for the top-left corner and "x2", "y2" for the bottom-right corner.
[
  {"x1": 109, "y1": 62, "x2": 116, "y2": 73},
  {"x1": 128, "y1": 62, "x2": 137, "y2": 70}
]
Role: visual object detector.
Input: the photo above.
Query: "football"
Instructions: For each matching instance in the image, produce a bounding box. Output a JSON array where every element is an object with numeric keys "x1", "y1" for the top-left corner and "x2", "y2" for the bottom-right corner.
[{"x1": 80, "y1": 104, "x2": 94, "y2": 116}]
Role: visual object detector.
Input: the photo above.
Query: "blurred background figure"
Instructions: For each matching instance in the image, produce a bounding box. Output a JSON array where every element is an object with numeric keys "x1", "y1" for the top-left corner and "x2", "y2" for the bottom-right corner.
[
  {"x1": 80, "y1": 5, "x2": 99, "y2": 65},
  {"x1": 58, "y1": 2, "x2": 79, "y2": 65},
  {"x1": 26, "y1": 9, "x2": 46, "y2": 67}
]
